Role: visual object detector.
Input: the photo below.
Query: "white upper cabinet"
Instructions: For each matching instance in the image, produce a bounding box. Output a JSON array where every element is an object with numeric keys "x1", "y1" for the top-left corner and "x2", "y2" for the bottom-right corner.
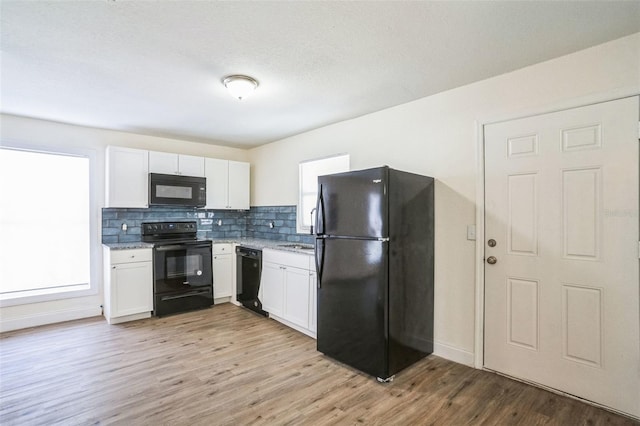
[
  {"x1": 177, "y1": 154, "x2": 205, "y2": 177},
  {"x1": 149, "y1": 151, "x2": 205, "y2": 177},
  {"x1": 106, "y1": 146, "x2": 242, "y2": 208},
  {"x1": 205, "y1": 158, "x2": 250, "y2": 210},
  {"x1": 228, "y1": 161, "x2": 250, "y2": 210},
  {"x1": 205, "y1": 158, "x2": 228, "y2": 209},
  {"x1": 106, "y1": 146, "x2": 149, "y2": 208},
  {"x1": 149, "y1": 151, "x2": 177, "y2": 174}
]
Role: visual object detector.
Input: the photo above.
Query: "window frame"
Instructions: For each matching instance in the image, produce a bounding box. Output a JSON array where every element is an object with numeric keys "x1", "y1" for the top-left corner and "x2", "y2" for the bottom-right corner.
[
  {"x1": 297, "y1": 153, "x2": 349, "y2": 234},
  {"x1": 0, "y1": 144, "x2": 100, "y2": 307}
]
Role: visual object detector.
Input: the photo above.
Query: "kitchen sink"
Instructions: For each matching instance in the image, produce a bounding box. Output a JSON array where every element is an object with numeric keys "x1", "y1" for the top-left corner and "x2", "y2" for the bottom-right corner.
[{"x1": 278, "y1": 244, "x2": 315, "y2": 250}]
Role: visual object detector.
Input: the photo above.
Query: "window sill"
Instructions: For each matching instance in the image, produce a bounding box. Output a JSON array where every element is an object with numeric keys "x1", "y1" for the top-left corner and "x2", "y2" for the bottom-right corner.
[{"x1": 0, "y1": 284, "x2": 94, "y2": 308}]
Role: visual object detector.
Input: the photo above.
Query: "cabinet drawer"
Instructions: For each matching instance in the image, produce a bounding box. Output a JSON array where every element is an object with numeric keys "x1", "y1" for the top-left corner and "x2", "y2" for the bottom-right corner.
[
  {"x1": 263, "y1": 249, "x2": 310, "y2": 269},
  {"x1": 212, "y1": 243, "x2": 232, "y2": 255},
  {"x1": 110, "y1": 248, "x2": 152, "y2": 264}
]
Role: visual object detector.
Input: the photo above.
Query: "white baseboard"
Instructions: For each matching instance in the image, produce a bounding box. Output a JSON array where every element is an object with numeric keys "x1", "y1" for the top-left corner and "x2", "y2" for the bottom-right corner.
[
  {"x1": 268, "y1": 313, "x2": 316, "y2": 339},
  {"x1": 0, "y1": 306, "x2": 102, "y2": 333},
  {"x1": 433, "y1": 341, "x2": 475, "y2": 367},
  {"x1": 106, "y1": 311, "x2": 151, "y2": 325}
]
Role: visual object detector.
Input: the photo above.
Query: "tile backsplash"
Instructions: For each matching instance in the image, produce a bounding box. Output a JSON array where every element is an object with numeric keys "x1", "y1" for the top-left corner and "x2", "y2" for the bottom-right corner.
[{"x1": 102, "y1": 206, "x2": 313, "y2": 245}]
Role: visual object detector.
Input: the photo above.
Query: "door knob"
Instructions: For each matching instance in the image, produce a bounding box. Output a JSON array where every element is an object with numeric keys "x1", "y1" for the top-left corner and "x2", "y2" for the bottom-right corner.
[
  {"x1": 488, "y1": 239, "x2": 497, "y2": 247},
  {"x1": 487, "y1": 256, "x2": 497, "y2": 265}
]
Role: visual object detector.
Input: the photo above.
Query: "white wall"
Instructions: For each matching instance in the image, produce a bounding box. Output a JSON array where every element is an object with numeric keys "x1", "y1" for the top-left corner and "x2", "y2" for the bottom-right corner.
[
  {"x1": 0, "y1": 115, "x2": 248, "y2": 332},
  {"x1": 248, "y1": 33, "x2": 640, "y2": 365}
]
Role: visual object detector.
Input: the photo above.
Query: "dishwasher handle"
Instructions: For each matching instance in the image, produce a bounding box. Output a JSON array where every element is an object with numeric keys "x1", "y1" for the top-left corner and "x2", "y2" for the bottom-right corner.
[{"x1": 235, "y1": 247, "x2": 261, "y2": 260}]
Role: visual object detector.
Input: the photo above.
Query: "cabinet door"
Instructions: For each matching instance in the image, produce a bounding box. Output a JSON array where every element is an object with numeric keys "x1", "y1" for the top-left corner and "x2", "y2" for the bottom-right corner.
[
  {"x1": 204, "y1": 158, "x2": 229, "y2": 209},
  {"x1": 212, "y1": 253, "x2": 233, "y2": 298},
  {"x1": 309, "y1": 271, "x2": 317, "y2": 334},
  {"x1": 228, "y1": 161, "x2": 250, "y2": 210},
  {"x1": 149, "y1": 151, "x2": 179, "y2": 175},
  {"x1": 283, "y1": 266, "x2": 310, "y2": 329},
  {"x1": 106, "y1": 146, "x2": 149, "y2": 208},
  {"x1": 260, "y1": 261, "x2": 284, "y2": 317},
  {"x1": 111, "y1": 262, "x2": 153, "y2": 317},
  {"x1": 178, "y1": 155, "x2": 205, "y2": 177}
]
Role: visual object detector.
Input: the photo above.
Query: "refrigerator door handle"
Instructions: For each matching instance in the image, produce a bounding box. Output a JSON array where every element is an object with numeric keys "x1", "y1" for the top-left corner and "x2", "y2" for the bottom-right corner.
[
  {"x1": 315, "y1": 184, "x2": 325, "y2": 235},
  {"x1": 315, "y1": 238, "x2": 325, "y2": 288}
]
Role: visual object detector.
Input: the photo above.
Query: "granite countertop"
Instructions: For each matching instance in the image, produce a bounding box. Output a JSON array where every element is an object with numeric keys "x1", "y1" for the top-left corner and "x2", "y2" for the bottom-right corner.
[
  {"x1": 103, "y1": 238, "x2": 315, "y2": 255},
  {"x1": 219, "y1": 238, "x2": 315, "y2": 255},
  {"x1": 102, "y1": 242, "x2": 155, "y2": 250}
]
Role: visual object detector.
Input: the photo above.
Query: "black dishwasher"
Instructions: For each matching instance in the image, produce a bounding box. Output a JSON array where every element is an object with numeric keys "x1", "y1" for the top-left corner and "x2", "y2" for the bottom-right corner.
[{"x1": 236, "y1": 246, "x2": 267, "y2": 316}]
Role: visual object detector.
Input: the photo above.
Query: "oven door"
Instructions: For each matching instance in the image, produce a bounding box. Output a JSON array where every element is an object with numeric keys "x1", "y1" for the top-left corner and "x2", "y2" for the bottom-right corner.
[{"x1": 154, "y1": 242, "x2": 212, "y2": 294}]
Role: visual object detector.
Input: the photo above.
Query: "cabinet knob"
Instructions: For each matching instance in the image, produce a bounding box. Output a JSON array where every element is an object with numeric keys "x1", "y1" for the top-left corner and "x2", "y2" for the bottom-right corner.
[{"x1": 112, "y1": 266, "x2": 116, "y2": 269}]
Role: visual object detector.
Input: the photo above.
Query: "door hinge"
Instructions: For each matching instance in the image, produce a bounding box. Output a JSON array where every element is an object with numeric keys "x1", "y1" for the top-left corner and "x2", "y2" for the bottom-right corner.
[{"x1": 638, "y1": 241, "x2": 640, "y2": 259}]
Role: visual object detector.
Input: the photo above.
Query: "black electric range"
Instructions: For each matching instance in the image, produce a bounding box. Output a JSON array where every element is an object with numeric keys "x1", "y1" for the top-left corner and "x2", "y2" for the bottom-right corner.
[{"x1": 142, "y1": 221, "x2": 213, "y2": 316}]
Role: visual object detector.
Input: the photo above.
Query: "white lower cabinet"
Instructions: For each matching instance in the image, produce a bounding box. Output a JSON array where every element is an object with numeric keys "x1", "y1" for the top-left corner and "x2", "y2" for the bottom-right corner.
[
  {"x1": 260, "y1": 249, "x2": 316, "y2": 338},
  {"x1": 212, "y1": 244, "x2": 234, "y2": 301},
  {"x1": 260, "y1": 261, "x2": 285, "y2": 317},
  {"x1": 103, "y1": 248, "x2": 153, "y2": 324},
  {"x1": 309, "y1": 271, "x2": 317, "y2": 334},
  {"x1": 283, "y1": 266, "x2": 310, "y2": 329}
]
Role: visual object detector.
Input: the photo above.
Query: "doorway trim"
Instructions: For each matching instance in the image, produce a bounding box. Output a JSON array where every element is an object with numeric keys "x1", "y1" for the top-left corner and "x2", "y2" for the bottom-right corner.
[{"x1": 473, "y1": 87, "x2": 640, "y2": 370}]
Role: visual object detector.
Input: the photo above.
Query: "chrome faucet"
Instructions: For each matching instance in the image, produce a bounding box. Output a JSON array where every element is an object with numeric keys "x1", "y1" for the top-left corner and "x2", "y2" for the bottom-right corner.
[{"x1": 310, "y1": 208, "x2": 317, "y2": 235}]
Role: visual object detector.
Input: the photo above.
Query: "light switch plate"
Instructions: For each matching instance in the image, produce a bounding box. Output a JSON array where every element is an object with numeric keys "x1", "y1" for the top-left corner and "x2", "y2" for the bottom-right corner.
[{"x1": 467, "y1": 225, "x2": 476, "y2": 241}]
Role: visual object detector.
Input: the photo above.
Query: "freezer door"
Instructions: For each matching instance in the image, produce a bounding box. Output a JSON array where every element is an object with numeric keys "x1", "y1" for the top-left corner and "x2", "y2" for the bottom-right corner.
[
  {"x1": 316, "y1": 238, "x2": 389, "y2": 379},
  {"x1": 317, "y1": 167, "x2": 388, "y2": 238}
]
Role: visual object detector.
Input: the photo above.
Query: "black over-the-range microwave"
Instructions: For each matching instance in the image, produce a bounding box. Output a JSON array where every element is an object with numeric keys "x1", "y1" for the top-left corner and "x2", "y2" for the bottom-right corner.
[{"x1": 149, "y1": 173, "x2": 206, "y2": 207}]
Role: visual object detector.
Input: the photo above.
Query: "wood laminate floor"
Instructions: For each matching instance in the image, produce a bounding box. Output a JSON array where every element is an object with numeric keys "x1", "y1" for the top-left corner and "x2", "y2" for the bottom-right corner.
[{"x1": 0, "y1": 304, "x2": 637, "y2": 425}]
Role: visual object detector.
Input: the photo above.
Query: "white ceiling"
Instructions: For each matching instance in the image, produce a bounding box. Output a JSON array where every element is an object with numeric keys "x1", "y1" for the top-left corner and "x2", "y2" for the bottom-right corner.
[{"x1": 1, "y1": 1, "x2": 639, "y2": 148}]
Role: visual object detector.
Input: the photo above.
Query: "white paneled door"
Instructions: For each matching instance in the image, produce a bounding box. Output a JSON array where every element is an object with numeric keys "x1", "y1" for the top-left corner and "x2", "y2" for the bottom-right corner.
[{"x1": 484, "y1": 96, "x2": 639, "y2": 418}]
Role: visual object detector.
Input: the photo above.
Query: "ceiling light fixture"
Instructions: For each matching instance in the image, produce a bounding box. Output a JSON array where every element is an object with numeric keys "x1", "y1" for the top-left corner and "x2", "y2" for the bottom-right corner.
[{"x1": 223, "y1": 75, "x2": 259, "y2": 100}]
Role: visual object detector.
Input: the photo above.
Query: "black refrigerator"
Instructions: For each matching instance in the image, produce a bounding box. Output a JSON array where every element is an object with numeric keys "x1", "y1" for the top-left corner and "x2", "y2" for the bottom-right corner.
[{"x1": 314, "y1": 166, "x2": 434, "y2": 381}]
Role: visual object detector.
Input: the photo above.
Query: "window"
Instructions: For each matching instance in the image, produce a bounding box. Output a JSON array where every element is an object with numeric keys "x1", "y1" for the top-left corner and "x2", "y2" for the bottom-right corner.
[
  {"x1": 297, "y1": 154, "x2": 349, "y2": 233},
  {"x1": 0, "y1": 147, "x2": 95, "y2": 305}
]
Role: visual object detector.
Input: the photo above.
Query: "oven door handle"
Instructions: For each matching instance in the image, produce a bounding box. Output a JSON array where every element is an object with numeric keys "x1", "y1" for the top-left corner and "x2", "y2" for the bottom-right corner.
[
  {"x1": 155, "y1": 243, "x2": 211, "y2": 252},
  {"x1": 160, "y1": 290, "x2": 210, "y2": 301}
]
